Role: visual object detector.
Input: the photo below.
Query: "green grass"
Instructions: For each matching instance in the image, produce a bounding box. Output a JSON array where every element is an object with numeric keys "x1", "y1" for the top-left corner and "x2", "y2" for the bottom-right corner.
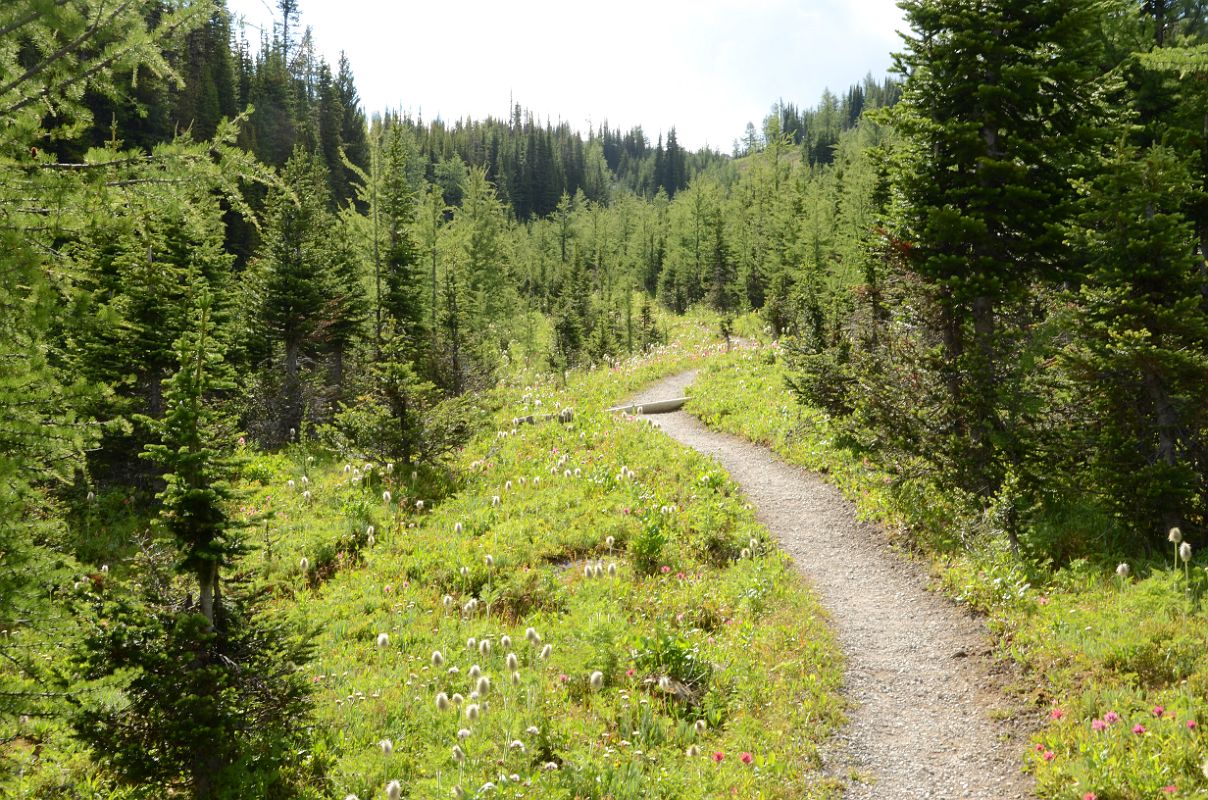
[
  {"x1": 689, "y1": 344, "x2": 1208, "y2": 800},
  {"x1": 266, "y1": 332, "x2": 845, "y2": 799},
  {"x1": 3, "y1": 315, "x2": 847, "y2": 799}
]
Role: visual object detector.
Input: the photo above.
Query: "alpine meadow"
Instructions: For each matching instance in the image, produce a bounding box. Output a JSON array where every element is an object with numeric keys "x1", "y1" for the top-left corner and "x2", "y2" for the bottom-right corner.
[{"x1": 3, "y1": 2, "x2": 1208, "y2": 799}]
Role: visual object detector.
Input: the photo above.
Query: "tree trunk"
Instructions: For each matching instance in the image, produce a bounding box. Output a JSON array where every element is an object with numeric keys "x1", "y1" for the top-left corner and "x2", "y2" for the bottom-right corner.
[
  {"x1": 284, "y1": 335, "x2": 301, "y2": 440},
  {"x1": 1142, "y1": 365, "x2": 1183, "y2": 533}
]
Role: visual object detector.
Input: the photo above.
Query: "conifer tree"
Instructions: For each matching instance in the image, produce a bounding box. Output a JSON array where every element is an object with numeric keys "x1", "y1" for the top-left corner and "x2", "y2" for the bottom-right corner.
[{"x1": 888, "y1": 0, "x2": 1101, "y2": 501}]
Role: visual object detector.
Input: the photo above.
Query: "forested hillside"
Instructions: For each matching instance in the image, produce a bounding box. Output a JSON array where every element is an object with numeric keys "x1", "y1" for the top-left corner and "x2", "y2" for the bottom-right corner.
[{"x1": 3, "y1": 0, "x2": 1208, "y2": 798}]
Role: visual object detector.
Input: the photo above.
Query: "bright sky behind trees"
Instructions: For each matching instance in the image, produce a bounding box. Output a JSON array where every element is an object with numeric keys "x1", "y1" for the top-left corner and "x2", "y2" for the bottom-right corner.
[{"x1": 226, "y1": 0, "x2": 906, "y2": 151}]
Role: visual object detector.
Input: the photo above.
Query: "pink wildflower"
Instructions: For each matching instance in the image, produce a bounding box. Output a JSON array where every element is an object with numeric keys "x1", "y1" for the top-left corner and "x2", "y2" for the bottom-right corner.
[
  {"x1": 1162, "y1": 787, "x2": 1177, "y2": 794},
  {"x1": 1083, "y1": 794, "x2": 1097, "y2": 800},
  {"x1": 740, "y1": 752, "x2": 753, "y2": 764},
  {"x1": 676, "y1": 571, "x2": 686, "y2": 580},
  {"x1": 625, "y1": 668, "x2": 635, "y2": 678},
  {"x1": 558, "y1": 674, "x2": 568, "y2": 683},
  {"x1": 1091, "y1": 719, "x2": 1107, "y2": 732},
  {"x1": 1188, "y1": 720, "x2": 1198, "y2": 730},
  {"x1": 1104, "y1": 711, "x2": 1120, "y2": 723},
  {"x1": 1154, "y1": 705, "x2": 1165, "y2": 717},
  {"x1": 1049, "y1": 708, "x2": 1064, "y2": 720},
  {"x1": 1133, "y1": 724, "x2": 1146, "y2": 735},
  {"x1": 660, "y1": 565, "x2": 671, "y2": 574},
  {"x1": 1034, "y1": 744, "x2": 1045, "y2": 752},
  {"x1": 711, "y1": 751, "x2": 724, "y2": 763},
  {"x1": 1042, "y1": 751, "x2": 1055, "y2": 762}
]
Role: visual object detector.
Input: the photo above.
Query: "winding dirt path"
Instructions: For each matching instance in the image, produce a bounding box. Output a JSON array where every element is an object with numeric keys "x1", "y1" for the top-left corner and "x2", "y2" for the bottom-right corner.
[{"x1": 629, "y1": 371, "x2": 1034, "y2": 800}]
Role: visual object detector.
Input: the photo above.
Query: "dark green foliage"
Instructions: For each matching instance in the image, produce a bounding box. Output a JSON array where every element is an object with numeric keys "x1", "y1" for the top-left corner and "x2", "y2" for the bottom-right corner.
[
  {"x1": 72, "y1": 297, "x2": 316, "y2": 798},
  {"x1": 1063, "y1": 144, "x2": 1208, "y2": 538},
  {"x1": 73, "y1": 587, "x2": 315, "y2": 799}
]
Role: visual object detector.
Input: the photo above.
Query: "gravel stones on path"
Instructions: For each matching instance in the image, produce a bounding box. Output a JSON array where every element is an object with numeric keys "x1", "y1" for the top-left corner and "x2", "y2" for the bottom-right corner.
[{"x1": 628, "y1": 371, "x2": 1035, "y2": 800}]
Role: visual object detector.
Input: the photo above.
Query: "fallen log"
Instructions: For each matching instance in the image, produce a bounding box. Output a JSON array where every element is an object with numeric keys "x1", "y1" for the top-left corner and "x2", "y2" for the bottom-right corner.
[{"x1": 606, "y1": 397, "x2": 689, "y2": 415}]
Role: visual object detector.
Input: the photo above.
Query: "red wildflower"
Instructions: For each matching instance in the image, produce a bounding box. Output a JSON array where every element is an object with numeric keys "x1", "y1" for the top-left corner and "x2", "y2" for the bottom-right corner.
[
  {"x1": 711, "y1": 751, "x2": 724, "y2": 763},
  {"x1": 740, "y1": 752, "x2": 753, "y2": 764}
]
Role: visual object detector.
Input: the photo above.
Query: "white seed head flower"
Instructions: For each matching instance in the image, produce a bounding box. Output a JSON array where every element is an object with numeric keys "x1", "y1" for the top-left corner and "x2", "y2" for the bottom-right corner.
[
  {"x1": 452, "y1": 786, "x2": 466, "y2": 800},
  {"x1": 467, "y1": 637, "x2": 477, "y2": 650},
  {"x1": 506, "y1": 653, "x2": 518, "y2": 671},
  {"x1": 447, "y1": 666, "x2": 460, "y2": 675},
  {"x1": 510, "y1": 670, "x2": 521, "y2": 685},
  {"x1": 1117, "y1": 562, "x2": 1130, "y2": 578},
  {"x1": 287, "y1": 479, "x2": 296, "y2": 490},
  {"x1": 86, "y1": 491, "x2": 95, "y2": 502},
  {"x1": 583, "y1": 564, "x2": 593, "y2": 579},
  {"x1": 606, "y1": 536, "x2": 615, "y2": 548},
  {"x1": 345, "y1": 794, "x2": 359, "y2": 800},
  {"x1": 460, "y1": 565, "x2": 469, "y2": 578},
  {"x1": 465, "y1": 703, "x2": 479, "y2": 721},
  {"x1": 306, "y1": 455, "x2": 314, "y2": 464},
  {"x1": 1181, "y1": 542, "x2": 1193, "y2": 563},
  {"x1": 505, "y1": 480, "x2": 513, "y2": 491},
  {"x1": 469, "y1": 664, "x2": 481, "y2": 679},
  {"x1": 457, "y1": 727, "x2": 472, "y2": 739},
  {"x1": 574, "y1": 468, "x2": 582, "y2": 478},
  {"x1": 300, "y1": 475, "x2": 309, "y2": 486},
  {"x1": 526, "y1": 725, "x2": 540, "y2": 736},
  {"x1": 455, "y1": 522, "x2": 464, "y2": 534},
  {"x1": 367, "y1": 525, "x2": 375, "y2": 537},
  {"x1": 468, "y1": 691, "x2": 479, "y2": 702},
  {"x1": 100, "y1": 564, "x2": 109, "y2": 574},
  {"x1": 1170, "y1": 527, "x2": 1183, "y2": 544},
  {"x1": 479, "y1": 639, "x2": 492, "y2": 657},
  {"x1": 386, "y1": 462, "x2": 394, "y2": 473},
  {"x1": 478, "y1": 782, "x2": 495, "y2": 794},
  {"x1": 343, "y1": 464, "x2": 351, "y2": 474},
  {"x1": 382, "y1": 490, "x2": 392, "y2": 504},
  {"x1": 476, "y1": 676, "x2": 490, "y2": 695},
  {"x1": 451, "y1": 692, "x2": 464, "y2": 705},
  {"x1": 658, "y1": 676, "x2": 672, "y2": 692},
  {"x1": 687, "y1": 745, "x2": 701, "y2": 757},
  {"x1": 377, "y1": 632, "x2": 390, "y2": 649},
  {"x1": 379, "y1": 739, "x2": 393, "y2": 755},
  {"x1": 452, "y1": 744, "x2": 465, "y2": 763},
  {"x1": 485, "y1": 554, "x2": 494, "y2": 567},
  {"x1": 500, "y1": 635, "x2": 512, "y2": 650},
  {"x1": 540, "y1": 644, "x2": 552, "y2": 659},
  {"x1": 416, "y1": 500, "x2": 424, "y2": 510},
  {"x1": 564, "y1": 469, "x2": 572, "y2": 478},
  {"x1": 525, "y1": 627, "x2": 539, "y2": 643},
  {"x1": 289, "y1": 427, "x2": 296, "y2": 438},
  {"x1": 443, "y1": 594, "x2": 454, "y2": 608},
  {"x1": 299, "y1": 557, "x2": 309, "y2": 571},
  {"x1": 593, "y1": 563, "x2": 604, "y2": 578},
  {"x1": 590, "y1": 671, "x2": 604, "y2": 689},
  {"x1": 463, "y1": 598, "x2": 477, "y2": 614},
  {"x1": 386, "y1": 781, "x2": 402, "y2": 800},
  {"x1": 302, "y1": 490, "x2": 312, "y2": 502},
  {"x1": 436, "y1": 692, "x2": 451, "y2": 711},
  {"x1": 432, "y1": 651, "x2": 444, "y2": 667},
  {"x1": 749, "y1": 538, "x2": 758, "y2": 550},
  {"x1": 694, "y1": 719, "x2": 707, "y2": 735},
  {"x1": 492, "y1": 495, "x2": 501, "y2": 507},
  {"x1": 607, "y1": 563, "x2": 617, "y2": 577},
  {"x1": 740, "y1": 548, "x2": 752, "y2": 559},
  {"x1": 509, "y1": 739, "x2": 525, "y2": 752}
]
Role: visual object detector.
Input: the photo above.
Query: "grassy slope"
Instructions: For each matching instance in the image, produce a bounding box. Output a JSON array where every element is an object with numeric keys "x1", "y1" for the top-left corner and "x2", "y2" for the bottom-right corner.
[
  {"x1": 261, "y1": 330, "x2": 845, "y2": 799},
  {"x1": 689, "y1": 345, "x2": 1208, "y2": 800}
]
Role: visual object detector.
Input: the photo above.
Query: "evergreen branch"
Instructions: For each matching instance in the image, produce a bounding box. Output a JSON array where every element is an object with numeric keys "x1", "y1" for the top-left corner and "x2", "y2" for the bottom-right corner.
[
  {"x1": 0, "y1": 0, "x2": 73, "y2": 41},
  {"x1": 0, "y1": 0, "x2": 137, "y2": 101}
]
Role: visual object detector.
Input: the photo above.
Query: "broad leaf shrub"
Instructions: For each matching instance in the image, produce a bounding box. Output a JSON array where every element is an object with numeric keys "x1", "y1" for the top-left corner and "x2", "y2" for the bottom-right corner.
[{"x1": 690, "y1": 344, "x2": 1208, "y2": 799}]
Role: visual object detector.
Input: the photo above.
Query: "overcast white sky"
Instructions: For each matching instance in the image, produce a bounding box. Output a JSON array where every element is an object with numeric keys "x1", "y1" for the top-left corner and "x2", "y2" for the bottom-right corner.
[{"x1": 225, "y1": 0, "x2": 906, "y2": 152}]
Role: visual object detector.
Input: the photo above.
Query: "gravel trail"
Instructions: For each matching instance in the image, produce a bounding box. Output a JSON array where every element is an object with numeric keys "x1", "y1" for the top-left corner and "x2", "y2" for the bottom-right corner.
[{"x1": 628, "y1": 370, "x2": 1035, "y2": 800}]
